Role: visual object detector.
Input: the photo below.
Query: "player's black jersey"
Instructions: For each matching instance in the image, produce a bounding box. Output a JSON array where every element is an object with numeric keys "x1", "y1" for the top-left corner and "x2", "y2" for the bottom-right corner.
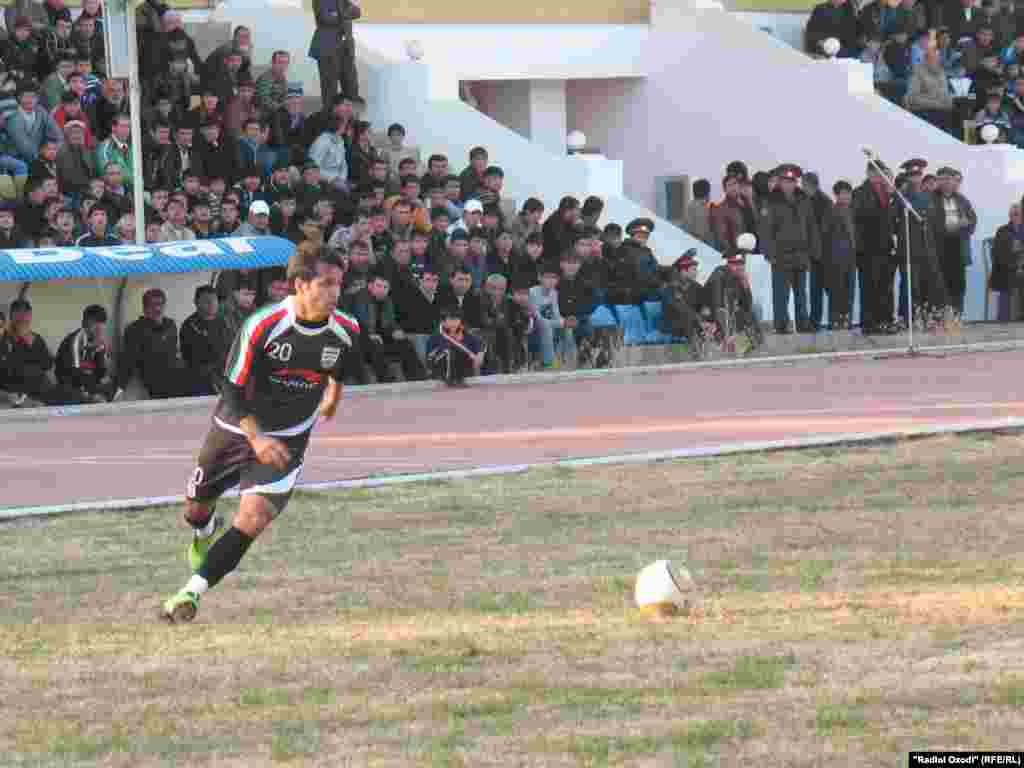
[{"x1": 213, "y1": 296, "x2": 357, "y2": 436}]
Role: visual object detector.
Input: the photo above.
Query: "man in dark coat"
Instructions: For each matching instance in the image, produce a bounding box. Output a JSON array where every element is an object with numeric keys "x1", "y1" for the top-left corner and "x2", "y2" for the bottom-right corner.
[
  {"x1": 608, "y1": 218, "x2": 661, "y2": 305},
  {"x1": 179, "y1": 284, "x2": 232, "y2": 395},
  {"x1": 659, "y1": 250, "x2": 709, "y2": 358},
  {"x1": 822, "y1": 180, "x2": 858, "y2": 329},
  {"x1": 115, "y1": 288, "x2": 202, "y2": 400},
  {"x1": 55, "y1": 304, "x2": 117, "y2": 404},
  {"x1": 759, "y1": 164, "x2": 821, "y2": 333},
  {"x1": 801, "y1": 172, "x2": 834, "y2": 330},
  {"x1": 853, "y1": 162, "x2": 897, "y2": 334},
  {"x1": 928, "y1": 166, "x2": 977, "y2": 316},
  {"x1": 990, "y1": 203, "x2": 1024, "y2": 320},
  {"x1": 705, "y1": 254, "x2": 762, "y2": 352},
  {"x1": 310, "y1": 0, "x2": 362, "y2": 112}
]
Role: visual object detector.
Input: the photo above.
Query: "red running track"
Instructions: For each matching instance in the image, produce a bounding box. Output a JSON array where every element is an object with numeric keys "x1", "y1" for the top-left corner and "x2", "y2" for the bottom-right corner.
[{"x1": 1, "y1": 350, "x2": 1021, "y2": 511}]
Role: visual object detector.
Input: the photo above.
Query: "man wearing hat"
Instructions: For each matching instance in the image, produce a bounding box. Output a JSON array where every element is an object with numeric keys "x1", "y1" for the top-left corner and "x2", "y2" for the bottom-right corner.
[
  {"x1": 705, "y1": 254, "x2": 762, "y2": 352},
  {"x1": 659, "y1": 250, "x2": 708, "y2": 358},
  {"x1": 853, "y1": 161, "x2": 898, "y2": 333},
  {"x1": 928, "y1": 166, "x2": 976, "y2": 315},
  {"x1": 760, "y1": 164, "x2": 820, "y2": 333},
  {"x1": 608, "y1": 218, "x2": 660, "y2": 305}
]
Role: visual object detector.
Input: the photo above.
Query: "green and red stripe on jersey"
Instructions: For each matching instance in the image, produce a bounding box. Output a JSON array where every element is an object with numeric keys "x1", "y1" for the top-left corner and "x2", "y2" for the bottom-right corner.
[
  {"x1": 227, "y1": 304, "x2": 290, "y2": 386},
  {"x1": 330, "y1": 310, "x2": 360, "y2": 338}
]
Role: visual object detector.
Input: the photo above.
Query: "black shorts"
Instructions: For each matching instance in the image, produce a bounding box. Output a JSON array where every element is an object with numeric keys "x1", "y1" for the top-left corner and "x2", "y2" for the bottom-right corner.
[{"x1": 186, "y1": 424, "x2": 312, "y2": 516}]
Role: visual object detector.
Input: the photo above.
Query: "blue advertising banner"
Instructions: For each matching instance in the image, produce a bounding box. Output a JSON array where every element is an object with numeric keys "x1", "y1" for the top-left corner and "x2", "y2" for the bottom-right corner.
[{"x1": 0, "y1": 236, "x2": 296, "y2": 282}]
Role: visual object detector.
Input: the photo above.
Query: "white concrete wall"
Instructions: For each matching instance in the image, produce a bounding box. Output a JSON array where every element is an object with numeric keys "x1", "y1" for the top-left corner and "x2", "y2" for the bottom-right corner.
[
  {"x1": 472, "y1": 81, "x2": 533, "y2": 142},
  {"x1": 529, "y1": 80, "x2": 569, "y2": 156},
  {"x1": 733, "y1": 11, "x2": 807, "y2": 50}
]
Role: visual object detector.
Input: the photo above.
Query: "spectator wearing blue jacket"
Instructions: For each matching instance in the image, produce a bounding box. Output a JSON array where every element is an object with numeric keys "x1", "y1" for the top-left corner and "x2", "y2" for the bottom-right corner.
[{"x1": 4, "y1": 83, "x2": 61, "y2": 170}]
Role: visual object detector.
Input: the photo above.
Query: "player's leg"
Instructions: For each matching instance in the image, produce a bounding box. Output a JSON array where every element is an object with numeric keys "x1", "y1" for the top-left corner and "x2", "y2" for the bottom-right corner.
[
  {"x1": 183, "y1": 428, "x2": 249, "y2": 571},
  {"x1": 163, "y1": 434, "x2": 308, "y2": 624}
]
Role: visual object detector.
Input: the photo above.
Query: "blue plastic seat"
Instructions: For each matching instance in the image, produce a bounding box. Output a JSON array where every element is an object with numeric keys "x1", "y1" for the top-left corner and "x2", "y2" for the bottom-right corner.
[
  {"x1": 616, "y1": 305, "x2": 647, "y2": 346},
  {"x1": 642, "y1": 302, "x2": 665, "y2": 344},
  {"x1": 589, "y1": 305, "x2": 618, "y2": 328}
]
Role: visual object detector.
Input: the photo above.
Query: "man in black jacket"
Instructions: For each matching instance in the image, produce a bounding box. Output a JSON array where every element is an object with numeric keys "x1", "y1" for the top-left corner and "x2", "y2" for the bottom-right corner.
[
  {"x1": 55, "y1": 304, "x2": 117, "y2": 404},
  {"x1": 760, "y1": 164, "x2": 820, "y2": 333},
  {"x1": 853, "y1": 162, "x2": 897, "y2": 333},
  {"x1": 311, "y1": 0, "x2": 362, "y2": 112},
  {"x1": 1, "y1": 299, "x2": 60, "y2": 407},
  {"x1": 115, "y1": 288, "x2": 202, "y2": 400},
  {"x1": 393, "y1": 264, "x2": 442, "y2": 363},
  {"x1": 180, "y1": 285, "x2": 232, "y2": 395},
  {"x1": 659, "y1": 251, "x2": 708, "y2": 358}
]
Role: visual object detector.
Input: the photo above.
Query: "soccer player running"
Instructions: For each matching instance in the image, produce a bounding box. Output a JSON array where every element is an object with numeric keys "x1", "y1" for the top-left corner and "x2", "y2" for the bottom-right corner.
[{"x1": 162, "y1": 242, "x2": 358, "y2": 623}]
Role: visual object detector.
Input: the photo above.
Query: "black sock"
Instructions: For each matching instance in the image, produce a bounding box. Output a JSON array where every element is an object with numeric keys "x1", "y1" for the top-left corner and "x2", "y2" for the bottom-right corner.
[{"x1": 197, "y1": 526, "x2": 253, "y2": 588}]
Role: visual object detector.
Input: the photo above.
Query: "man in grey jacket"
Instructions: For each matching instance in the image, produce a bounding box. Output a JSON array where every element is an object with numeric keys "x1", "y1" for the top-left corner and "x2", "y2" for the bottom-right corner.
[
  {"x1": 5, "y1": 83, "x2": 61, "y2": 166},
  {"x1": 310, "y1": 0, "x2": 362, "y2": 111},
  {"x1": 929, "y1": 166, "x2": 977, "y2": 315},
  {"x1": 759, "y1": 164, "x2": 821, "y2": 334}
]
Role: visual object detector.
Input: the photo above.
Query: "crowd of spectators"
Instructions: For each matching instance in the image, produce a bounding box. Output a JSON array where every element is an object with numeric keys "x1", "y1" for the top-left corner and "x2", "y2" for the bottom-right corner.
[
  {"x1": 804, "y1": 0, "x2": 1024, "y2": 143},
  {"x1": 0, "y1": 0, "x2": 711, "y2": 402}
]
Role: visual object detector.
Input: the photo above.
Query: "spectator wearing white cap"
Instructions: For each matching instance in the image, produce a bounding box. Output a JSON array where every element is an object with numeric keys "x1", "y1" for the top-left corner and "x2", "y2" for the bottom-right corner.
[
  {"x1": 236, "y1": 199, "x2": 272, "y2": 236},
  {"x1": 448, "y1": 198, "x2": 483, "y2": 237}
]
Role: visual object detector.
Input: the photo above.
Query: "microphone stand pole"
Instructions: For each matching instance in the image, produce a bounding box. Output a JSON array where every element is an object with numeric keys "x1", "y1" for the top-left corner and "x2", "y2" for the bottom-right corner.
[{"x1": 863, "y1": 150, "x2": 922, "y2": 355}]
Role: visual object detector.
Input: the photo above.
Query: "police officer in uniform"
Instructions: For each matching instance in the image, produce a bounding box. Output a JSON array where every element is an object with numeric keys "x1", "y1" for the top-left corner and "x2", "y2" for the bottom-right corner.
[
  {"x1": 659, "y1": 249, "x2": 708, "y2": 359},
  {"x1": 760, "y1": 164, "x2": 820, "y2": 333},
  {"x1": 608, "y1": 217, "x2": 660, "y2": 305}
]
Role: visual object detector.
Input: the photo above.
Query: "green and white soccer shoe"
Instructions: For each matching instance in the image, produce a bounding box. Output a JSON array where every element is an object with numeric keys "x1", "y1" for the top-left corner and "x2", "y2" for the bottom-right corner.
[
  {"x1": 186, "y1": 514, "x2": 224, "y2": 572},
  {"x1": 161, "y1": 589, "x2": 200, "y2": 624}
]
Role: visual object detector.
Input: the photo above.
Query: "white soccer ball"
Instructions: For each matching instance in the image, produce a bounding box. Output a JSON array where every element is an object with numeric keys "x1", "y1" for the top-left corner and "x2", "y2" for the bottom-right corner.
[
  {"x1": 822, "y1": 37, "x2": 841, "y2": 58},
  {"x1": 567, "y1": 130, "x2": 587, "y2": 152},
  {"x1": 635, "y1": 560, "x2": 697, "y2": 617},
  {"x1": 736, "y1": 232, "x2": 757, "y2": 252},
  {"x1": 405, "y1": 40, "x2": 425, "y2": 61},
  {"x1": 980, "y1": 123, "x2": 1000, "y2": 144}
]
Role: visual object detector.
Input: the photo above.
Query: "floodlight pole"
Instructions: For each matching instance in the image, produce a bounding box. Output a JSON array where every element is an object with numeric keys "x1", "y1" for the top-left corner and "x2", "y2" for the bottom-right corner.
[{"x1": 126, "y1": 0, "x2": 146, "y2": 245}]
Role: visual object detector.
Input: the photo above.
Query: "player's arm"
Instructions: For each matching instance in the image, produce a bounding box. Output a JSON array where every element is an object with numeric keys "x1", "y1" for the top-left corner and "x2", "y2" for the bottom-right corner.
[
  {"x1": 221, "y1": 316, "x2": 291, "y2": 469},
  {"x1": 319, "y1": 375, "x2": 343, "y2": 421}
]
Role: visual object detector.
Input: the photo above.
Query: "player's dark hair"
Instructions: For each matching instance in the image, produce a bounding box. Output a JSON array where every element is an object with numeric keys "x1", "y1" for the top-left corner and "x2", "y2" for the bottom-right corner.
[
  {"x1": 194, "y1": 284, "x2": 217, "y2": 302},
  {"x1": 286, "y1": 242, "x2": 344, "y2": 284}
]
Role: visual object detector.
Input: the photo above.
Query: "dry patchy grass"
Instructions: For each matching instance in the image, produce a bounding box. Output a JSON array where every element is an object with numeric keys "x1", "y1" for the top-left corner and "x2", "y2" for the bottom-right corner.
[{"x1": 3, "y1": 432, "x2": 1024, "y2": 766}]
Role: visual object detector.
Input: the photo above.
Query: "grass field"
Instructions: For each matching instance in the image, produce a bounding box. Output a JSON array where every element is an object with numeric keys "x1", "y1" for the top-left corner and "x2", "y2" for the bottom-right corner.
[{"x1": 3, "y1": 432, "x2": 1024, "y2": 767}]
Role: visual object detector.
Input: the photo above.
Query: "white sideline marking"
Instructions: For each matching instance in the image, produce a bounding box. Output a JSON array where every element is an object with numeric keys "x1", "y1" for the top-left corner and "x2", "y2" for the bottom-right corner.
[{"x1": 3, "y1": 417, "x2": 1022, "y2": 521}]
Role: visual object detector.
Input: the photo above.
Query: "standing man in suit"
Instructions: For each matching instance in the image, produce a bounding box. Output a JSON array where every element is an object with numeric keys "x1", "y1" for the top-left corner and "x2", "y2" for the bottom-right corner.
[{"x1": 310, "y1": 0, "x2": 362, "y2": 112}]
